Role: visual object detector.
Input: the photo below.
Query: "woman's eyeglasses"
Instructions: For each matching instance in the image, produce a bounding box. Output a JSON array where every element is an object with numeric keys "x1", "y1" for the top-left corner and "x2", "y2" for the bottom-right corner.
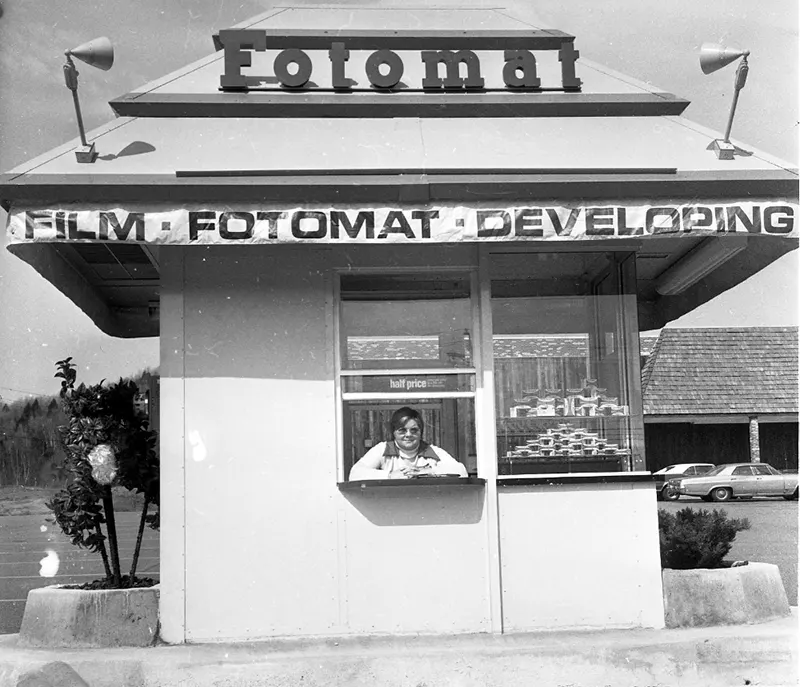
[{"x1": 395, "y1": 427, "x2": 421, "y2": 435}]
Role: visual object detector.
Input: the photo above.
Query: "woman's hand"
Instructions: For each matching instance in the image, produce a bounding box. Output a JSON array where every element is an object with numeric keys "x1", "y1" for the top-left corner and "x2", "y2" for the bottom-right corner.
[
  {"x1": 388, "y1": 469, "x2": 409, "y2": 479},
  {"x1": 403, "y1": 465, "x2": 434, "y2": 477}
]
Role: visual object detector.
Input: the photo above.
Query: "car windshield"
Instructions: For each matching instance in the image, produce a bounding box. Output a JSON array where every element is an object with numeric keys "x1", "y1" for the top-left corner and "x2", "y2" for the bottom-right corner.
[{"x1": 702, "y1": 465, "x2": 727, "y2": 476}]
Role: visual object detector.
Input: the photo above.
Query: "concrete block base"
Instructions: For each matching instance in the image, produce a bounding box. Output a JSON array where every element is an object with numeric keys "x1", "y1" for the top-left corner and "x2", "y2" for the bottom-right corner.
[
  {"x1": 663, "y1": 562, "x2": 790, "y2": 628},
  {"x1": 18, "y1": 585, "x2": 159, "y2": 648}
]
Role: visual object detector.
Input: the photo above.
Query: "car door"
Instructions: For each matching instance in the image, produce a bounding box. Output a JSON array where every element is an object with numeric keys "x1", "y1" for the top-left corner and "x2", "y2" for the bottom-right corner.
[
  {"x1": 752, "y1": 464, "x2": 784, "y2": 496},
  {"x1": 730, "y1": 465, "x2": 757, "y2": 496}
]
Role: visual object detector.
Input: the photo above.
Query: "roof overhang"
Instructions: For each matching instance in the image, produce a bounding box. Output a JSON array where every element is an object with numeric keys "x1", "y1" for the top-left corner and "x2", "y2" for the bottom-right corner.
[
  {"x1": 644, "y1": 414, "x2": 798, "y2": 424},
  {"x1": 2, "y1": 6, "x2": 798, "y2": 338}
]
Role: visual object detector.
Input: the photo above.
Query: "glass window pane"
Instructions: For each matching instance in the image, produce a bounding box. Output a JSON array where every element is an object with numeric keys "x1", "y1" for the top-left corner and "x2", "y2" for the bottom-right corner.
[
  {"x1": 342, "y1": 398, "x2": 476, "y2": 476},
  {"x1": 732, "y1": 466, "x2": 754, "y2": 475},
  {"x1": 491, "y1": 254, "x2": 637, "y2": 475},
  {"x1": 340, "y1": 275, "x2": 473, "y2": 370}
]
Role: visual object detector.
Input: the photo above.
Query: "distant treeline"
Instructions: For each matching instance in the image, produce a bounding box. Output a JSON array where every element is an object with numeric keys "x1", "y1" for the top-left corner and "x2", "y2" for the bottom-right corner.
[{"x1": 0, "y1": 368, "x2": 158, "y2": 487}]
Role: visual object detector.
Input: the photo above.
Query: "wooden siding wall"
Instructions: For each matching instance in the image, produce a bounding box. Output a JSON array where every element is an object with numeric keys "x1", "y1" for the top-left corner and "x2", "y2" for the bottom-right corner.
[{"x1": 644, "y1": 422, "x2": 799, "y2": 471}]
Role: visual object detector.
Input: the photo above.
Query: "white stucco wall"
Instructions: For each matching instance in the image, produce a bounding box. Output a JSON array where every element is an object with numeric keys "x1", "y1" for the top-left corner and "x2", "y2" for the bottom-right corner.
[
  {"x1": 498, "y1": 481, "x2": 665, "y2": 631},
  {"x1": 159, "y1": 245, "x2": 664, "y2": 642},
  {"x1": 160, "y1": 245, "x2": 493, "y2": 641}
]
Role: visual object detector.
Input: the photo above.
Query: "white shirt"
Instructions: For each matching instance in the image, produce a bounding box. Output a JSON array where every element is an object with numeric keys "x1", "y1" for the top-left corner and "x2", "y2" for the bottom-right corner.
[{"x1": 349, "y1": 441, "x2": 468, "y2": 480}]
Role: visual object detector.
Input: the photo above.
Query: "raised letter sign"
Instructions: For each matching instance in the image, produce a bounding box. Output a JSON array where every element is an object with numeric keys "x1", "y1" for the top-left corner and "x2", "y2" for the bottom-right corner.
[
  {"x1": 558, "y1": 41, "x2": 581, "y2": 90},
  {"x1": 365, "y1": 49, "x2": 404, "y2": 89},
  {"x1": 329, "y1": 42, "x2": 351, "y2": 90},
  {"x1": 218, "y1": 29, "x2": 267, "y2": 90},
  {"x1": 421, "y1": 50, "x2": 484, "y2": 90},
  {"x1": 502, "y1": 50, "x2": 541, "y2": 89},
  {"x1": 274, "y1": 49, "x2": 313, "y2": 88}
]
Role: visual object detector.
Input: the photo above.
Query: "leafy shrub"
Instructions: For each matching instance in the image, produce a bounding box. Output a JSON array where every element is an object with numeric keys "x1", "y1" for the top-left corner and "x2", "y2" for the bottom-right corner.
[
  {"x1": 658, "y1": 507, "x2": 750, "y2": 569},
  {"x1": 47, "y1": 357, "x2": 159, "y2": 588}
]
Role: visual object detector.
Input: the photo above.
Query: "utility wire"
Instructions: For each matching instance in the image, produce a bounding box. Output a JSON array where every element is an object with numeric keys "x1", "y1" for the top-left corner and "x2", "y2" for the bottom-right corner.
[{"x1": 0, "y1": 386, "x2": 56, "y2": 399}]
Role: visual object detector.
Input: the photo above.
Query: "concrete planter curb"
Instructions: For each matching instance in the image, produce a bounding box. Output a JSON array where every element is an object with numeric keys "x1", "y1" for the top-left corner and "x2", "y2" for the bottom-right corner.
[
  {"x1": 18, "y1": 584, "x2": 159, "y2": 648},
  {"x1": 662, "y1": 562, "x2": 790, "y2": 628}
]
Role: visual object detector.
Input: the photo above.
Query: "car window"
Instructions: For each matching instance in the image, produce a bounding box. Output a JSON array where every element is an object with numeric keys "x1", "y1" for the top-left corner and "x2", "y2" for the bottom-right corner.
[
  {"x1": 732, "y1": 466, "x2": 754, "y2": 476},
  {"x1": 696, "y1": 465, "x2": 714, "y2": 474},
  {"x1": 704, "y1": 465, "x2": 727, "y2": 476},
  {"x1": 753, "y1": 465, "x2": 779, "y2": 476}
]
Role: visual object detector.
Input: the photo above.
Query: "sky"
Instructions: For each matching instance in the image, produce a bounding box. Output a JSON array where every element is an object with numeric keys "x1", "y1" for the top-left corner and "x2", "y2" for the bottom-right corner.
[{"x1": 0, "y1": 0, "x2": 797, "y2": 402}]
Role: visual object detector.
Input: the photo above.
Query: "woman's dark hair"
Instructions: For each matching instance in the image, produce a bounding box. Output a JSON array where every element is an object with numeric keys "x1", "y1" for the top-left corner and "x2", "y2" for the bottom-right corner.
[{"x1": 389, "y1": 406, "x2": 424, "y2": 436}]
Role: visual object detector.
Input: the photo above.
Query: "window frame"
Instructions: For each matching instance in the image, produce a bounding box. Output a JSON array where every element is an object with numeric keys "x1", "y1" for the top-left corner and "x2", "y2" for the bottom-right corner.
[
  {"x1": 334, "y1": 267, "x2": 481, "y2": 482},
  {"x1": 487, "y1": 251, "x2": 645, "y2": 478}
]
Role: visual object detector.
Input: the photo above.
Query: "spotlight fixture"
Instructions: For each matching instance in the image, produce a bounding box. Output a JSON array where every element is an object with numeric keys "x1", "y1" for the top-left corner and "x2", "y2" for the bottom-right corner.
[
  {"x1": 699, "y1": 42, "x2": 750, "y2": 160},
  {"x1": 63, "y1": 37, "x2": 114, "y2": 163}
]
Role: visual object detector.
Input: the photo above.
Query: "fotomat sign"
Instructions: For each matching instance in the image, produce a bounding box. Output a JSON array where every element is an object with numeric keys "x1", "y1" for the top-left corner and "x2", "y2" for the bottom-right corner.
[{"x1": 216, "y1": 28, "x2": 582, "y2": 91}]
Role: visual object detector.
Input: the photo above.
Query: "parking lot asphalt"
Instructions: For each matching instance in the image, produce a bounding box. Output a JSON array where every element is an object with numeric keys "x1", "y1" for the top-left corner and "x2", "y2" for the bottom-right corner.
[{"x1": 0, "y1": 512, "x2": 159, "y2": 634}]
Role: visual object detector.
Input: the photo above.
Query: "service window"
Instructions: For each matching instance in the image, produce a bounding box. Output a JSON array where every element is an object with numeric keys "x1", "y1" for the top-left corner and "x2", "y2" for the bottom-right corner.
[
  {"x1": 490, "y1": 252, "x2": 644, "y2": 475},
  {"x1": 338, "y1": 273, "x2": 477, "y2": 480}
]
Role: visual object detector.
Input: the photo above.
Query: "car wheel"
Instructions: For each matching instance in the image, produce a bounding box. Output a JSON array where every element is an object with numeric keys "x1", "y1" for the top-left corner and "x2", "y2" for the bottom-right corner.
[
  {"x1": 710, "y1": 487, "x2": 732, "y2": 502},
  {"x1": 662, "y1": 488, "x2": 680, "y2": 502},
  {"x1": 783, "y1": 488, "x2": 799, "y2": 501}
]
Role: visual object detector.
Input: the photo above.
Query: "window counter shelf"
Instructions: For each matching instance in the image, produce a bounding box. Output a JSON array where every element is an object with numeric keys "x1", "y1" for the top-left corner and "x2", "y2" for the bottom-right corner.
[
  {"x1": 338, "y1": 477, "x2": 486, "y2": 491},
  {"x1": 497, "y1": 472, "x2": 654, "y2": 486}
]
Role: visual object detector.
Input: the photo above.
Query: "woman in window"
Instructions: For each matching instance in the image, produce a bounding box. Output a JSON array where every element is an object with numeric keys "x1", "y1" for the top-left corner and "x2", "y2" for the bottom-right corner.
[{"x1": 349, "y1": 406, "x2": 468, "y2": 480}]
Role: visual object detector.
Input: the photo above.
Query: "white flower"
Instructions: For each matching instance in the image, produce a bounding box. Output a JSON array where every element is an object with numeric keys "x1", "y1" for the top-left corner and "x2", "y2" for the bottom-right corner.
[{"x1": 87, "y1": 443, "x2": 118, "y2": 485}]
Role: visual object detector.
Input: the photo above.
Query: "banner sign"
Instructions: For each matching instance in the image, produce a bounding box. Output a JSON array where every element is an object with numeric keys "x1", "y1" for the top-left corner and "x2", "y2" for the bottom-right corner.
[{"x1": 8, "y1": 202, "x2": 798, "y2": 245}]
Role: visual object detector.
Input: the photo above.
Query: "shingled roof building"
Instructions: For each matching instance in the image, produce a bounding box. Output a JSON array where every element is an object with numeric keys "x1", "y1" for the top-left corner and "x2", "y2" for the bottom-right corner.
[{"x1": 642, "y1": 327, "x2": 799, "y2": 471}]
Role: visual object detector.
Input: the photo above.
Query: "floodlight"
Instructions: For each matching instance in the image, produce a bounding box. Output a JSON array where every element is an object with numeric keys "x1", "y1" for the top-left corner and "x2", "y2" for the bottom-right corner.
[
  {"x1": 63, "y1": 37, "x2": 114, "y2": 163},
  {"x1": 699, "y1": 43, "x2": 750, "y2": 160}
]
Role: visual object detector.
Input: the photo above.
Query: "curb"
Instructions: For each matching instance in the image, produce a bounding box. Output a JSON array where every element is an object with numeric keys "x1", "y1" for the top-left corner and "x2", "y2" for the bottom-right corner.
[{"x1": 1, "y1": 609, "x2": 797, "y2": 687}]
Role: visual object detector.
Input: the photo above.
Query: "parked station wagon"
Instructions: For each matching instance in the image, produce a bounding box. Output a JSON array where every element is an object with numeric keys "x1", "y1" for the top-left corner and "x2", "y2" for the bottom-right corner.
[{"x1": 675, "y1": 463, "x2": 800, "y2": 502}]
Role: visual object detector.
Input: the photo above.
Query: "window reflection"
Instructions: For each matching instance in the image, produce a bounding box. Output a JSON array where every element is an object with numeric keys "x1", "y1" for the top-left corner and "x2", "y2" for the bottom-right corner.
[
  {"x1": 491, "y1": 256, "x2": 636, "y2": 475},
  {"x1": 340, "y1": 275, "x2": 473, "y2": 370}
]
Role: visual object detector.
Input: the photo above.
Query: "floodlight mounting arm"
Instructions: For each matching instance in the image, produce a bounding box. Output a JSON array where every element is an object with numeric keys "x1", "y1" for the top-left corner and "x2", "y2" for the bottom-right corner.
[
  {"x1": 63, "y1": 53, "x2": 90, "y2": 148},
  {"x1": 723, "y1": 54, "x2": 749, "y2": 143}
]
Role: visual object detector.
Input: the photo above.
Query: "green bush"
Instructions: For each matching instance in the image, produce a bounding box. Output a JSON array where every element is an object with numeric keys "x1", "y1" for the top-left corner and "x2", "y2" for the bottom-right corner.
[
  {"x1": 658, "y1": 507, "x2": 750, "y2": 569},
  {"x1": 47, "y1": 357, "x2": 159, "y2": 589}
]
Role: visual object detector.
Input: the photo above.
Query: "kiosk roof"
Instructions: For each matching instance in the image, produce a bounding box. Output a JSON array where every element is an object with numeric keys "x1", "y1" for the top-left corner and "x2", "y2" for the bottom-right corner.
[{"x1": 1, "y1": 6, "x2": 797, "y2": 338}]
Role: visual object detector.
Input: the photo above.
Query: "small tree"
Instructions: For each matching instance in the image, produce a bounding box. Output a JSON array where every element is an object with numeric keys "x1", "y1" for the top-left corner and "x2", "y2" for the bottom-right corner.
[
  {"x1": 47, "y1": 357, "x2": 159, "y2": 588},
  {"x1": 658, "y1": 507, "x2": 751, "y2": 570}
]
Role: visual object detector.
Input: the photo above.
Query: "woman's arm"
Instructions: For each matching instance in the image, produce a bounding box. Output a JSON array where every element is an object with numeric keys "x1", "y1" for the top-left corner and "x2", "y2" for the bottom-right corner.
[
  {"x1": 349, "y1": 443, "x2": 390, "y2": 480},
  {"x1": 430, "y1": 446, "x2": 468, "y2": 477}
]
